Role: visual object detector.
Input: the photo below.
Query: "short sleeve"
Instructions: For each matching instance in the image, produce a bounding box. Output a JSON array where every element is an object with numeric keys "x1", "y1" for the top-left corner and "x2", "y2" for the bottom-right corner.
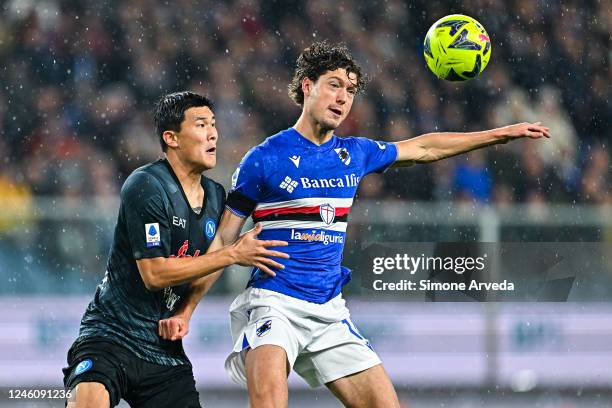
[
  {"x1": 225, "y1": 147, "x2": 265, "y2": 217},
  {"x1": 121, "y1": 172, "x2": 172, "y2": 260},
  {"x1": 355, "y1": 137, "x2": 398, "y2": 175}
]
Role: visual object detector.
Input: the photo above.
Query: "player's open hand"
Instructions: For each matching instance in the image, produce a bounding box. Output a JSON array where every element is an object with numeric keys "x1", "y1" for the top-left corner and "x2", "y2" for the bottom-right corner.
[
  {"x1": 502, "y1": 122, "x2": 551, "y2": 140},
  {"x1": 158, "y1": 315, "x2": 189, "y2": 341},
  {"x1": 231, "y1": 223, "x2": 289, "y2": 277}
]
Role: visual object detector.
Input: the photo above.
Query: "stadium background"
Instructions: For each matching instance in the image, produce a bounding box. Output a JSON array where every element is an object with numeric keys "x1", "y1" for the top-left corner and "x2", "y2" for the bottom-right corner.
[{"x1": 0, "y1": 0, "x2": 610, "y2": 406}]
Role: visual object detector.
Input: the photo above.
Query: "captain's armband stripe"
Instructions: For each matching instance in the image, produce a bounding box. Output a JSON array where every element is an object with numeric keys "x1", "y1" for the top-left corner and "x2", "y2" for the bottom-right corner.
[{"x1": 226, "y1": 191, "x2": 257, "y2": 217}]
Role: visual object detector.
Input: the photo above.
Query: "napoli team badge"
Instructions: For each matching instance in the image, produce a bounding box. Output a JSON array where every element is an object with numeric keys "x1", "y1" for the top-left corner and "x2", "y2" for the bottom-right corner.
[
  {"x1": 319, "y1": 203, "x2": 336, "y2": 225},
  {"x1": 74, "y1": 359, "x2": 93, "y2": 376},
  {"x1": 204, "y1": 218, "x2": 216, "y2": 239}
]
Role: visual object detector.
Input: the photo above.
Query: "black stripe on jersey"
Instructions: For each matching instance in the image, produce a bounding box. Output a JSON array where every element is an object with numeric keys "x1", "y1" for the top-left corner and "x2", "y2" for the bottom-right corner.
[
  {"x1": 253, "y1": 213, "x2": 348, "y2": 223},
  {"x1": 226, "y1": 190, "x2": 257, "y2": 216}
]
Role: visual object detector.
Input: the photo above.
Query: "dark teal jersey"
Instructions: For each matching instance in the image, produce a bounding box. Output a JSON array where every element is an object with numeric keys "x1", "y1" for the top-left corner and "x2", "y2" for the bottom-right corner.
[{"x1": 76, "y1": 159, "x2": 225, "y2": 366}]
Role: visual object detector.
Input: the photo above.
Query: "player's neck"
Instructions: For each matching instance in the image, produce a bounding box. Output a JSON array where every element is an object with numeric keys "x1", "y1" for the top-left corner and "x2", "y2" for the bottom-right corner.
[
  {"x1": 293, "y1": 113, "x2": 333, "y2": 146},
  {"x1": 165, "y1": 153, "x2": 203, "y2": 197}
]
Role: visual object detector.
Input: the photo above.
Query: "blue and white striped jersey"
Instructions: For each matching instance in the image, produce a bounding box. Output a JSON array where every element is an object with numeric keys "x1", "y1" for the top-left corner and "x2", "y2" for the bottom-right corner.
[{"x1": 226, "y1": 127, "x2": 398, "y2": 303}]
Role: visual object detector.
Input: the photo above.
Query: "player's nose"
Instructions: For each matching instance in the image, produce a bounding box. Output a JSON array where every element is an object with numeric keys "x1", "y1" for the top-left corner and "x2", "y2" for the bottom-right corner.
[{"x1": 207, "y1": 127, "x2": 218, "y2": 141}]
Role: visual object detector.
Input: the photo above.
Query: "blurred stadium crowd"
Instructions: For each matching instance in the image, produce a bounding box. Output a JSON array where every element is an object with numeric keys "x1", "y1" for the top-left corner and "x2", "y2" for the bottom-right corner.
[
  {"x1": 0, "y1": 6, "x2": 610, "y2": 404},
  {"x1": 0, "y1": 0, "x2": 609, "y2": 209}
]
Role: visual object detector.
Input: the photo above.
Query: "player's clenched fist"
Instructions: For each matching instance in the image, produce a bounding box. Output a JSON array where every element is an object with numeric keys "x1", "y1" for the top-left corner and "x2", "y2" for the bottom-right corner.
[
  {"x1": 230, "y1": 223, "x2": 289, "y2": 277},
  {"x1": 158, "y1": 315, "x2": 189, "y2": 341}
]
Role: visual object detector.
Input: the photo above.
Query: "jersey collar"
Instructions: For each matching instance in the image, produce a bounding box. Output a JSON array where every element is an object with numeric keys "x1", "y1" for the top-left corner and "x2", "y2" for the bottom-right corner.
[
  {"x1": 161, "y1": 158, "x2": 208, "y2": 219},
  {"x1": 287, "y1": 127, "x2": 337, "y2": 151}
]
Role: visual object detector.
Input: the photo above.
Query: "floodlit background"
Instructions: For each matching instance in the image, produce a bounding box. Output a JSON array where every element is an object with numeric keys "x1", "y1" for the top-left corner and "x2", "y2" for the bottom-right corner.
[{"x1": 0, "y1": 0, "x2": 610, "y2": 407}]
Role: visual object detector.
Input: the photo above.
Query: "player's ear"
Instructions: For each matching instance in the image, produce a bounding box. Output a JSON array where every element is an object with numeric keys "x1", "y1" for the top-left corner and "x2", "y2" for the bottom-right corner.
[
  {"x1": 162, "y1": 130, "x2": 179, "y2": 150},
  {"x1": 301, "y1": 77, "x2": 313, "y2": 98}
]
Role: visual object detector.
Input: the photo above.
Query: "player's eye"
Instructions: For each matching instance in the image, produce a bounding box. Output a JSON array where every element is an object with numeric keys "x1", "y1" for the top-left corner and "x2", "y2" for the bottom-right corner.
[{"x1": 330, "y1": 82, "x2": 340, "y2": 88}]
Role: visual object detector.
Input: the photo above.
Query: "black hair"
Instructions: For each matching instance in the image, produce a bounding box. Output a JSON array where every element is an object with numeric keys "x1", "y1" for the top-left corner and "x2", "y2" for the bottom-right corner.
[
  {"x1": 153, "y1": 91, "x2": 214, "y2": 152},
  {"x1": 288, "y1": 40, "x2": 367, "y2": 106}
]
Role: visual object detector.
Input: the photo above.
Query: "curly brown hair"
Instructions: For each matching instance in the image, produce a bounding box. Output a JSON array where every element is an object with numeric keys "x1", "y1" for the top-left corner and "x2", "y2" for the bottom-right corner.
[{"x1": 288, "y1": 41, "x2": 367, "y2": 106}]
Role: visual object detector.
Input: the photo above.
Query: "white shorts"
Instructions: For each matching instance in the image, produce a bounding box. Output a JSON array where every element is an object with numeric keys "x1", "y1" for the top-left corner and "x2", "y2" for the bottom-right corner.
[{"x1": 224, "y1": 288, "x2": 381, "y2": 388}]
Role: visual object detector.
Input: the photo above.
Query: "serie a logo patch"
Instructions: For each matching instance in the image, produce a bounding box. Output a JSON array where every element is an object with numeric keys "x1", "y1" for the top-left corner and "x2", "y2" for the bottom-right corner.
[{"x1": 145, "y1": 223, "x2": 161, "y2": 247}]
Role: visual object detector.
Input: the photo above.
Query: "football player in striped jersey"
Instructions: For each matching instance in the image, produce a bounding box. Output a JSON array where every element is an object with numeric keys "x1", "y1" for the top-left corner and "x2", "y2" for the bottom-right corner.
[{"x1": 175, "y1": 41, "x2": 549, "y2": 408}]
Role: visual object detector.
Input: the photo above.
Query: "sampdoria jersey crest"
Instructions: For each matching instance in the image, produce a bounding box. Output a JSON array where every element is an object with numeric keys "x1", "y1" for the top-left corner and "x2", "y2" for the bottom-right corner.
[{"x1": 226, "y1": 128, "x2": 397, "y2": 303}]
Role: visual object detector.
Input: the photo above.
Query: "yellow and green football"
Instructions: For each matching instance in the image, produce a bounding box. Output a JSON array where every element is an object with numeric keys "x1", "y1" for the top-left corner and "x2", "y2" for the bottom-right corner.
[{"x1": 423, "y1": 14, "x2": 491, "y2": 81}]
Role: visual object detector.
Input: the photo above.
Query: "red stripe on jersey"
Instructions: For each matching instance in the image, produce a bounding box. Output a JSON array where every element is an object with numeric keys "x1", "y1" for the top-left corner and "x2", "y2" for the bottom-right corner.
[{"x1": 253, "y1": 206, "x2": 351, "y2": 219}]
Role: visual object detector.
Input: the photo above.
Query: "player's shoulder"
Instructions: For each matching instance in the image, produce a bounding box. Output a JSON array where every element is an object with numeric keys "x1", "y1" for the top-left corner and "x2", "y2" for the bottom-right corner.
[
  {"x1": 338, "y1": 135, "x2": 373, "y2": 146},
  {"x1": 240, "y1": 129, "x2": 291, "y2": 164},
  {"x1": 252, "y1": 130, "x2": 284, "y2": 152},
  {"x1": 263, "y1": 128, "x2": 294, "y2": 147},
  {"x1": 121, "y1": 160, "x2": 170, "y2": 199},
  {"x1": 339, "y1": 135, "x2": 392, "y2": 151}
]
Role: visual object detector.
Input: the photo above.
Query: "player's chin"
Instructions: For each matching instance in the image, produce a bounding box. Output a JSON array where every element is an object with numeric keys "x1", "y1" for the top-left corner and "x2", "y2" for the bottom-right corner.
[
  {"x1": 199, "y1": 156, "x2": 216, "y2": 170},
  {"x1": 321, "y1": 117, "x2": 342, "y2": 132}
]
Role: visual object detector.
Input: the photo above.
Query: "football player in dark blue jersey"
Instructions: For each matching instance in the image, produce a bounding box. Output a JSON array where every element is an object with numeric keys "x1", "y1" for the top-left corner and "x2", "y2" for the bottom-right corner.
[
  {"x1": 176, "y1": 42, "x2": 550, "y2": 408},
  {"x1": 63, "y1": 91, "x2": 288, "y2": 408}
]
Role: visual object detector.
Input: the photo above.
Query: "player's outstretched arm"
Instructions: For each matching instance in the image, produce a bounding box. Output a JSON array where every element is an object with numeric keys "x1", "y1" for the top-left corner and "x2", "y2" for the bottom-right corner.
[
  {"x1": 392, "y1": 122, "x2": 550, "y2": 167},
  {"x1": 137, "y1": 215, "x2": 287, "y2": 292}
]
